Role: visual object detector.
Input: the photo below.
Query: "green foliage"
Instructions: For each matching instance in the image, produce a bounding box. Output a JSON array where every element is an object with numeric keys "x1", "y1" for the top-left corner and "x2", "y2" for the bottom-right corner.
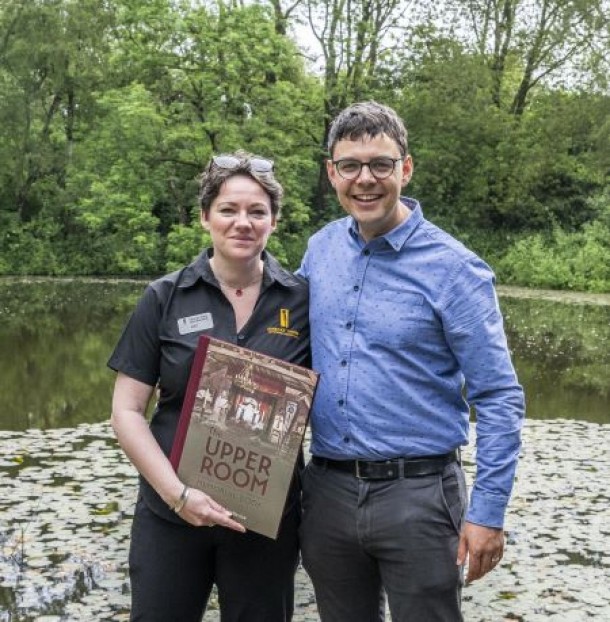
[
  {"x1": 394, "y1": 41, "x2": 608, "y2": 238},
  {"x1": 497, "y1": 207, "x2": 610, "y2": 293},
  {"x1": 67, "y1": 84, "x2": 164, "y2": 274},
  {"x1": 0, "y1": 0, "x2": 607, "y2": 290},
  {"x1": 0, "y1": 214, "x2": 63, "y2": 275},
  {"x1": 165, "y1": 224, "x2": 210, "y2": 272}
]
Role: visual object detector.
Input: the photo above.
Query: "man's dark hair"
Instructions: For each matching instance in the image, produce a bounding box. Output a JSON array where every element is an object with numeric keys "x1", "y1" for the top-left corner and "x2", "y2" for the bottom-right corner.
[
  {"x1": 327, "y1": 101, "x2": 408, "y2": 157},
  {"x1": 198, "y1": 150, "x2": 283, "y2": 216}
]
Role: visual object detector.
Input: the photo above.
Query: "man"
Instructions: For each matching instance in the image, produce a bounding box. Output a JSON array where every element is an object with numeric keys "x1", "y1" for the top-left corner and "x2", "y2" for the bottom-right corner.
[{"x1": 298, "y1": 101, "x2": 525, "y2": 621}]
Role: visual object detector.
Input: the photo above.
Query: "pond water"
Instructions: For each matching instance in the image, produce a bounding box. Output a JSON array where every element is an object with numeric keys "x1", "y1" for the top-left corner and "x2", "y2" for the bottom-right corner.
[
  {"x1": 0, "y1": 278, "x2": 608, "y2": 431},
  {"x1": 1, "y1": 279, "x2": 609, "y2": 621}
]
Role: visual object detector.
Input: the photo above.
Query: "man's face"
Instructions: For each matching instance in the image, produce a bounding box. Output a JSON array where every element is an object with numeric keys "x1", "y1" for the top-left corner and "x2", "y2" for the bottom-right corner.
[{"x1": 327, "y1": 133, "x2": 413, "y2": 241}]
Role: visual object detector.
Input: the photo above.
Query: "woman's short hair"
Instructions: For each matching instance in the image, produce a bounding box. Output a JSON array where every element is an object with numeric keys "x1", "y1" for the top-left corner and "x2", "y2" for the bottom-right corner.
[{"x1": 198, "y1": 150, "x2": 283, "y2": 216}]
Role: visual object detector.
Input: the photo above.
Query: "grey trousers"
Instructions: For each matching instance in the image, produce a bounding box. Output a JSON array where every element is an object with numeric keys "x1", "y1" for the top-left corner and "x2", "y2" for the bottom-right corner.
[{"x1": 299, "y1": 459, "x2": 467, "y2": 622}]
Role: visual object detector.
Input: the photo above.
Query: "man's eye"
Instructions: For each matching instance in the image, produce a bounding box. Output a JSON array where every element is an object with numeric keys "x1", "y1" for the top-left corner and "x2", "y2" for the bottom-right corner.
[
  {"x1": 371, "y1": 159, "x2": 393, "y2": 173},
  {"x1": 339, "y1": 161, "x2": 359, "y2": 172},
  {"x1": 249, "y1": 210, "x2": 267, "y2": 219}
]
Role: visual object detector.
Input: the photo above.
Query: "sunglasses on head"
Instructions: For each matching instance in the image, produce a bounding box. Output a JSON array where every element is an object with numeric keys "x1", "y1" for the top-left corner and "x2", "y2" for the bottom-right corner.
[{"x1": 212, "y1": 155, "x2": 274, "y2": 173}]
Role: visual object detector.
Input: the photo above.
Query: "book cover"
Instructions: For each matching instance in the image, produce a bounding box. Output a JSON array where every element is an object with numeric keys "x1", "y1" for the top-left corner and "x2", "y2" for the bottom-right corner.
[{"x1": 170, "y1": 336, "x2": 318, "y2": 539}]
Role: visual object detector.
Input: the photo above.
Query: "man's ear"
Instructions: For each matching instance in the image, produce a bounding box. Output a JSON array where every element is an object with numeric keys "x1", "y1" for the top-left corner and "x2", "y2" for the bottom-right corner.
[
  {"x1": 401, "y1": 155, "x2": 414, "y2": 187},
  {"x1": 326, "y1": 159, "x2": 337, "y2": 188}
]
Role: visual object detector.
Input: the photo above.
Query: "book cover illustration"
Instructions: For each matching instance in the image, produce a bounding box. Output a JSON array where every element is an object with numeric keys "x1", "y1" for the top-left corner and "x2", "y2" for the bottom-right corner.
[{"x1": 170, "y1": 336, "x2": 318, "y2": 539}]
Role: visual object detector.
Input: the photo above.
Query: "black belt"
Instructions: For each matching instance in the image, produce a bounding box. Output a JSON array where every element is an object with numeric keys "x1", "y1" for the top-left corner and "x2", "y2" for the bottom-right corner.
[{"x1": 311, "y1": 451, "x2": 458, "y2": 480}]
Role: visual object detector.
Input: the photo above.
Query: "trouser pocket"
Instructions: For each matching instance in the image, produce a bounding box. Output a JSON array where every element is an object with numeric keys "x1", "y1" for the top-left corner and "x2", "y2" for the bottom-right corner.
[{"x1": 439, "y1": 461, "x2": 467, "y2": 535}]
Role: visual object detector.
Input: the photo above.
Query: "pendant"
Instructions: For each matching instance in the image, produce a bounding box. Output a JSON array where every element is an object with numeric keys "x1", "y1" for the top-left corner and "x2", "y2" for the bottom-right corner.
[{"x1": 235, "y1": 289, "x2": 243, "y2": 297}]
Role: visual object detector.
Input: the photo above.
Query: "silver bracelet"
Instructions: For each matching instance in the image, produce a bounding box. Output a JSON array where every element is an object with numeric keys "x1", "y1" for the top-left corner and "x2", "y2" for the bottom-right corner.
[{"x1": 172, "y1": 485, "x2": 190, "y2": 514}]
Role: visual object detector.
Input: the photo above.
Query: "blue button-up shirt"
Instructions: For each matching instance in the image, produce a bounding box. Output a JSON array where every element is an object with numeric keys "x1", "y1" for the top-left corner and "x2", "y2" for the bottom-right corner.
[{"x1": 298, "y1": 199, "x2": 525, "y2": 528}]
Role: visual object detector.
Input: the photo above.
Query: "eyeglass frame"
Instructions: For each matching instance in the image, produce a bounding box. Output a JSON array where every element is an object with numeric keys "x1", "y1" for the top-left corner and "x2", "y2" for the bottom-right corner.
[
  {"x1": 330, "y1": 157, "x2": 404, "y2": 180},
  {"x1": 212, "y1": 154, "x2": 274, "y2": 174}
]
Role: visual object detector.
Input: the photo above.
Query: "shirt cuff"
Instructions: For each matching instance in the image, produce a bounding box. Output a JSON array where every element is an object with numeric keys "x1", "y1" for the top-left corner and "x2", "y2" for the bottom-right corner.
[{"x1": 466, "y1": 489, "x2": 510, "y2": 529}]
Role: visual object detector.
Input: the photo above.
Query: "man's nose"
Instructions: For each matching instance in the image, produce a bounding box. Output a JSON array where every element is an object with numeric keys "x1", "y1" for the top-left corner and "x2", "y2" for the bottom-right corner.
[{"x1": 356, "y1": 163, "x2": 376, "y2": 183}]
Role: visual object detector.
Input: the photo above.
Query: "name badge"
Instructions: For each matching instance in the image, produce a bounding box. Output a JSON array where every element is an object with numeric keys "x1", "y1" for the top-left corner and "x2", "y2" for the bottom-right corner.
[{"x1": 177, "y1": 313, "x2": 213, "y2": 335}]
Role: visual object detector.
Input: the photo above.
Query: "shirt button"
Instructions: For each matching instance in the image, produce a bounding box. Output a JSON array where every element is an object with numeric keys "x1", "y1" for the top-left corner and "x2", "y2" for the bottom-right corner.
[
  {"x1": 338, "y1": 399, "x2": 344, "y2": 406},
  {"x1": 340, "y1": 360, "x2": 347, "y2": 367},
  {"x1": 237, "y1": 334, "x2": 245, "y2": 340},
  {"x1": 343, "y1": 436, "x2": 350, "y2": 443},
  {"x1": 353, "y1": 285, "x2": 359, "y2": 292},
  {"x1": 363, "y1": 250, "x2": 370, "y2": 256},
  {"x1": 346, "y1": 322, "x2": 352, "y2": 329}
]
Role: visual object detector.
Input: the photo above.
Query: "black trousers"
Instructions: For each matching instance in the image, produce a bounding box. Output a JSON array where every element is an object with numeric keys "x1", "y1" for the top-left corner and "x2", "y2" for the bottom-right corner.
[{"x1": 128, "y1": 497, "x2": 300, "y2": 621}]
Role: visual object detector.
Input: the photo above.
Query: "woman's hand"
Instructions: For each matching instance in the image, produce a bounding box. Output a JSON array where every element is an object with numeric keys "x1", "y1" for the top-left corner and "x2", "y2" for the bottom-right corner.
[
  {"x1": 177, "y1": 488, "x2": 247, "y2": 532},
  {"x1": 111, "y1": 374, "x2": 246, "y2": 534}
]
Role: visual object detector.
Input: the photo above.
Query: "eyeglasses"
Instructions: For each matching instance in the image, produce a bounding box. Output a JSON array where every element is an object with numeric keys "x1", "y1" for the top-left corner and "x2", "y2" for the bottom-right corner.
[
  {"x1": 332, "y1": 157, "x2": 403, "y2": 180},
  {"x1": 212, "y1": 155, "x2": 274, "y2": 173}
]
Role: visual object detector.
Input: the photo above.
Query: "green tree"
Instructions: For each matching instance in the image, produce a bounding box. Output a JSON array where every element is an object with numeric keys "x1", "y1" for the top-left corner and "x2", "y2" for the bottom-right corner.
[
  {"x1": 448, "y1": 0, "x2": 610, "y2": 114},
  {"x1": 67, "y1": 84, "x2": 164, "y2": 274},
  {"x1": 0, "y1": 0, "x2": 115, "y2": 222},
  {"x1": 299, "y1": 0, "x2": 404, "y2": 223},
  {"x1": 110, "y1": 1, "x2": 322, "y2": 269}
]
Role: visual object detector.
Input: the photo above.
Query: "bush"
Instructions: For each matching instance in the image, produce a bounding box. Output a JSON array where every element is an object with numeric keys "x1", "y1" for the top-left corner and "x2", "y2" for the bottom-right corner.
[
  {"x1": 165, "y1": 225, "x2": 211, "y2": 272},
  {"x1": 497, "y1": 222, "x2": 610, "y2": 293}
]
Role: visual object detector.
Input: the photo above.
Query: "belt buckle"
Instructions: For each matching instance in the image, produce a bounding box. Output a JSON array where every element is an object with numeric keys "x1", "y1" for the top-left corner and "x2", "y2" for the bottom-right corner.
[{"x1": 355, "y1": 460, "x2": 364, "y2": 479}]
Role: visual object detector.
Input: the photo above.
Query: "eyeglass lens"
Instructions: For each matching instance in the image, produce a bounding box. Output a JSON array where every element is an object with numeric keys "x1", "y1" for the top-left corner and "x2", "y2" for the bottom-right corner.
[
  {"x1": 334, "y1": 158, "x2": 400, "y2": 180},
  {"x1": 212, "y1": 155, "x2": 274, "y2": 173}
]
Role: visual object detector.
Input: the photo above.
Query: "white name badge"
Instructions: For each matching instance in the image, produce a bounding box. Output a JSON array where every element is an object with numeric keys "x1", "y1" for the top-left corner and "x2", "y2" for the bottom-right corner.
[{"x1": 177, "y1": 313, "x2": 213, "y2": 335}]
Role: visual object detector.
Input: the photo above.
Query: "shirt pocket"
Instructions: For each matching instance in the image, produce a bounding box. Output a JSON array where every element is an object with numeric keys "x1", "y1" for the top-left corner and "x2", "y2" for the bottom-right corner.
[{"x1": 362, "y1": 291, "x2": 440, "y2": 347}]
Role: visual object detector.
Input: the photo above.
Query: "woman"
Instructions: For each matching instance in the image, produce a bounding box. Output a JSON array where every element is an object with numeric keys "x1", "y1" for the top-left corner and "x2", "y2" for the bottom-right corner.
[{"x1": 108, "y1": 152, "x2": 310, "y2": 621}]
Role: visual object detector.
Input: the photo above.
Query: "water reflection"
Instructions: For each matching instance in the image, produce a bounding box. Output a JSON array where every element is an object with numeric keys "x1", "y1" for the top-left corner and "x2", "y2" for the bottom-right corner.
[
  {"x1": 0, "y1": 278, "x2": 608, "y2": 431},
  {"x1": 0, "y1": 278, "x2": 144, "y2": 431},
  {"x1": 501, "y1": 296, "x2": 609, "y2": 424}
]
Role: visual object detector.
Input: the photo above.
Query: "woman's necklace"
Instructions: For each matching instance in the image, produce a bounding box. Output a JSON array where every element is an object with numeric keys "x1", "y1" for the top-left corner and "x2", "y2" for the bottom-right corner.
[
  {"x1": 210, "y1": 258, "x2": 263, "y2": 297},
  {"x1": 213, "y1": 273, "x2": 263, "y2": 297}
]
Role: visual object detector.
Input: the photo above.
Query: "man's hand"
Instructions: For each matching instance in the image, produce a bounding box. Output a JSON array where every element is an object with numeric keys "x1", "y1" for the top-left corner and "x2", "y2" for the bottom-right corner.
[{"x1": 457, "y1": 521, "x2": 504, "y2": 584}]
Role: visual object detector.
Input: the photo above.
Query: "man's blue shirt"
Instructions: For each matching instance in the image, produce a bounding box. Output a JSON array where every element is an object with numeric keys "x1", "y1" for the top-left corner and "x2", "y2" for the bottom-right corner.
[{"x1": 298, "y1": 199, "x2": 525, "y2": 528}]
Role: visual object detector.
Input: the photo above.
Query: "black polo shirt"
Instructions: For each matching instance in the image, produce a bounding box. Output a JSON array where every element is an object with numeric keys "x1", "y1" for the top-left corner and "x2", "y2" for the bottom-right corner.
[{"x1": 108, "y1": 249, "x2": 310, "y2": 522}]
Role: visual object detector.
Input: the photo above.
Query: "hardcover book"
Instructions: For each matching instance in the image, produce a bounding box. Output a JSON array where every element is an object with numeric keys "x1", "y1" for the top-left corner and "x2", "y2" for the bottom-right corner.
[{"x1": 170, "y1": 336, "x2": 318, "y2": 539}]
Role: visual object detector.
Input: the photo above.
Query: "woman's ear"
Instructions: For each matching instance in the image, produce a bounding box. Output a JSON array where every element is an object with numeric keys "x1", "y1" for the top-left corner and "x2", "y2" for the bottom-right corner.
[{"x1": 200, "y1": 209, "x2": 210, "y2": 230}]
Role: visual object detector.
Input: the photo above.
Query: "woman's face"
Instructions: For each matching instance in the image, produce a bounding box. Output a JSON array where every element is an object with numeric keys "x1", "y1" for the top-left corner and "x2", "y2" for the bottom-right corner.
[{"x1": 201, "y1": 174, "x2": 276, "y2": 263}]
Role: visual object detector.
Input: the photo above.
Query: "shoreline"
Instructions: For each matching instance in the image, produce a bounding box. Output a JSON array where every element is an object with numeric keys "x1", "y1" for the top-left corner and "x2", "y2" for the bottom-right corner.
[{"x1": 1, "y1": 276, "x2": 609, "y2": 305}]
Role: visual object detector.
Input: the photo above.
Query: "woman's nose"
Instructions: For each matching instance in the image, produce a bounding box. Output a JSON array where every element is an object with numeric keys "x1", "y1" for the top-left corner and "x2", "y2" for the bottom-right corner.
[{"x1": 234, "y1": 211, "x2": 252, "y2": 227}]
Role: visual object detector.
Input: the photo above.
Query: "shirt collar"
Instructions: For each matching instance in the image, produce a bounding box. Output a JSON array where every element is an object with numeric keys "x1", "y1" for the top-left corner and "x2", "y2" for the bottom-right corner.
[
  {"x1": 348, "y1": 197, "x2": 423, "y2": 252},
  {"x1": 178, "y1": 249, "x2": 299, "y2": 289}
]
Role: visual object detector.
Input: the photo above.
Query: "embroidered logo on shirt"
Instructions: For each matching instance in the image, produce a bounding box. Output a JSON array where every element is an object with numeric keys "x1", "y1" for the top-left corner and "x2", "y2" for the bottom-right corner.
[
  {"x1": 177, "y1": 313, "x2": 213, "y2": 335},
  {"x1": 266, "y1": 308, "x2": 299, "y2": 339},
  {"x1": 280, "y1": 308, "x2": 290, "y2": 329}
]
